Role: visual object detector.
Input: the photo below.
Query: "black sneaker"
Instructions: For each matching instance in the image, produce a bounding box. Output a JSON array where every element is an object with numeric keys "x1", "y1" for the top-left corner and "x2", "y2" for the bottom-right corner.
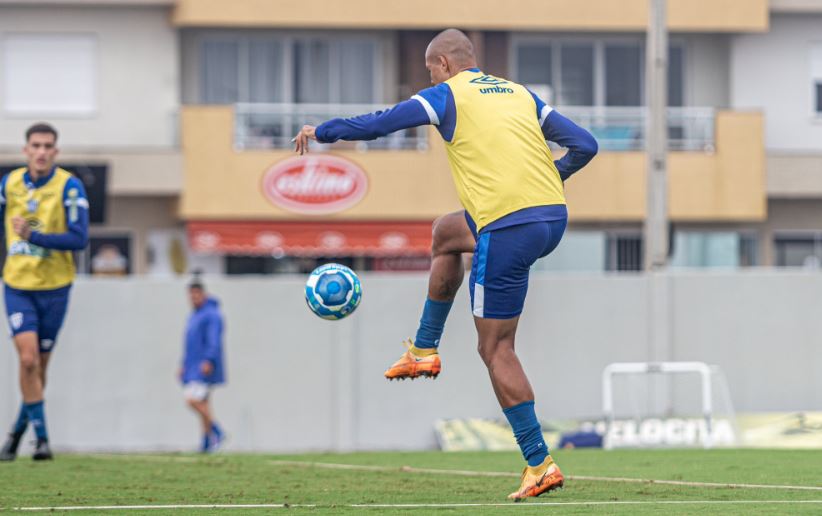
[
  {"x1": 32, "y1": 439, "x2": 52, "y2": 461},
  {"x1": 0, "y1": 433, "x2": 22, "y2": 462}
]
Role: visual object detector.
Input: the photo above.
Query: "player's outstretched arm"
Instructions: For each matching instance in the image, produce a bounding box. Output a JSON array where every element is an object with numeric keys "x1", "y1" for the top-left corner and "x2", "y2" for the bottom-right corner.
[
  {"x1": 293, "y1": 99, "x2": 433, "y2": 155},
  {"x1": 543, "y1": 110, "x2": 599, "y2": 181},
  {"x1": 25, "y1": 177, "x2": 89, "y2": 251}
]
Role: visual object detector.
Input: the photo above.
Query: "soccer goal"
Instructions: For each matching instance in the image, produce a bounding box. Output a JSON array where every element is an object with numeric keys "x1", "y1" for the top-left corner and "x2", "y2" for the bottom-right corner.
[{"x1": 601, "y1": 361, "x2": 737, "y2": 449}]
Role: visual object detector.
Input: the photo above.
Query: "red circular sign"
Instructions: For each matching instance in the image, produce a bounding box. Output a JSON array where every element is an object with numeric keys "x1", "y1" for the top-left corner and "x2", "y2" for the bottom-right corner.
[{"x1": 261, "y1": 155, "x2": 369, "y2": 214}]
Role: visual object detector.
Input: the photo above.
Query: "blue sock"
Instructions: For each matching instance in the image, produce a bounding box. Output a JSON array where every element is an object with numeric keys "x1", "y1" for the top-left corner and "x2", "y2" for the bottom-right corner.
[
  {"x1": 211, "y1": 423, "x2": 223, "y2": 439},
  {"x1": 503, "y1": 401, "x2": 549, "y2": 467},
  {"x1": 24, "y1": 401, "x2": 48, "y2": 442},
  {"x1": 414, "y1": 298, "x2": 453, "y2": 349},
  {"x1": 12, "y1": 403, "x2": 29, "y2": 437},
  {"x1": 200, "y1": 434, "x2": 210, "y2": 452}
]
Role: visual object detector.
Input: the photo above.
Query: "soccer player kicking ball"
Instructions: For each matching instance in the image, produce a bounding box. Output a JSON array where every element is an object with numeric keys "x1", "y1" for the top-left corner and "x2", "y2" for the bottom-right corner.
[
  {"x1": 0, "y1": 123, "x2": 89, "y2": 461},
  {"x1": 293, "y1": 29, "x2": 597, "y2": 500}
]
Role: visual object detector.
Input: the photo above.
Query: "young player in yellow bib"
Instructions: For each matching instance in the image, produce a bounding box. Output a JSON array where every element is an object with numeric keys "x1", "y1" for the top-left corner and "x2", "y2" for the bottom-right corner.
[
  {"x1": 294, "y1": 29, "x2": 597, "y2": 500},
  {"x1": 0, "y1": 124, "x2": 89, "y2": 461}
]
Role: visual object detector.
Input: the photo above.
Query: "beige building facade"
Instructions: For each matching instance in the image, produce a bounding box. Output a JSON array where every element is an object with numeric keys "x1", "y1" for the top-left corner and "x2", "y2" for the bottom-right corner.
[{"x1": 1, "y1": 0, "x2": 819, "y2": 273}]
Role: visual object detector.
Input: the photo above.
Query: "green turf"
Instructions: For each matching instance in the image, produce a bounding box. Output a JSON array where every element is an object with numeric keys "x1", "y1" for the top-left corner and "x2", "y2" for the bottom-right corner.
[{"x1": 1, "y1": 449, "x2": 821, "y2": 514}]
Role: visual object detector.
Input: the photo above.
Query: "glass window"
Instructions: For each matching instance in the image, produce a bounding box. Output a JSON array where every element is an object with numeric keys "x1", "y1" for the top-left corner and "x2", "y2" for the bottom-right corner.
[
  {"x1": 225, "y1": 256, "x2": 277, "y2": 274},
  {"x1": 559, "y1": 44, "x2": 594, "y2": 106},
  {"x1": 670, "y1": 232, "x2": 740, "y2": 268},
  {"x1": 225, "y1": 256, "x2": 363, "y2": 274},
  {"x1": 812, "y1": 44, "x2": 822, "y2": 114},
  {"x1": 3, "y1": 34, "x2": 96, "y2": 115},
  {"x1": 775, "y1": 236, "x2": 822, "y2": 268},
  {"x1": 739, "y1": 234, "x2": 759, "y2": 267},
  {"x1": 202, "y1": 40, "x2": 240, "y2": 104},
  {"x1": 249, "y1": 40, "x2": 284, "y2": 103},
  {"x1": 606, "y1": 234, "x2": 643, "y2": 271},
  {"x1": 201, "y1": 36, "x2": 380, "y2": 105},
  {"x1": 605, "y1": 44, "x2": 642, "y2": 106},
  {"x1": 294, "y1": 40, "x2": 331, "y2": 103},
  {"x1": 339, "y1": 40, "x2": 375, "y2": 103},
  {"x1": 668, "y1": 45, "x2": 684, "y2": 107},
  {"x1": 516, "y1": 44, "x2": 553, "y2": 90}
]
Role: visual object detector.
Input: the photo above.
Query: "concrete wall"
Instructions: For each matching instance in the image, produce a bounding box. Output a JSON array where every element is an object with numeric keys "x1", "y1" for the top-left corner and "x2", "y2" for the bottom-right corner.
[
  {"x1": 2, "y1": 272, "x2": 821, "y2": 453},
  {"x1": 732, "y1": 14, "x2": 822, "y2": 151},
  {"x1": 0, "y1": 5, "x2": 179, "y2": 149}
]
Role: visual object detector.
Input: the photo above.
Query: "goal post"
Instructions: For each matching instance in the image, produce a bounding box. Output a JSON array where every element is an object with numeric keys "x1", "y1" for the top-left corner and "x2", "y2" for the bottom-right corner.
[{"x1": 602, "y1": 361, "x2": 736, "y2": 449}]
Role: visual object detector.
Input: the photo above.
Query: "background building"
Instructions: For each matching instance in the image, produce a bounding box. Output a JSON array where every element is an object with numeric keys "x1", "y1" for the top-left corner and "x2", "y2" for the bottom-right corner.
[{"x1": 0, "y1": 0, "x2": 820, "y2": 275}]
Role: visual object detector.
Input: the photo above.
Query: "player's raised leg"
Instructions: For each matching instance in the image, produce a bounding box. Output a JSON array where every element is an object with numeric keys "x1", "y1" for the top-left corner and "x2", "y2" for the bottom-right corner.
[{"x1": 384, "y1": 211, "x2": 475, "y2": 380}]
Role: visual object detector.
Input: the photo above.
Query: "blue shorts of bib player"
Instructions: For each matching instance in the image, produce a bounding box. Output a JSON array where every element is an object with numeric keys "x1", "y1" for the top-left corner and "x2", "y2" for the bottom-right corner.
[
  {"x1": 4, "y1": 285, "x2": 71, "y2": 353},
  {"x1": 466, "y1": 213, "x2": 567, "y2": 319}
]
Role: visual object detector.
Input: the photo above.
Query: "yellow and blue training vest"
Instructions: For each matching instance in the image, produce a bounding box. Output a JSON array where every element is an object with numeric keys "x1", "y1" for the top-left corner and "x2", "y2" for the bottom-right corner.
[
  {"x1": 314, "y1": 67, "x2": 598, "y2": 232},
  {"x1": 1, "y1": 167, "x2": 89, "y2": 290}
]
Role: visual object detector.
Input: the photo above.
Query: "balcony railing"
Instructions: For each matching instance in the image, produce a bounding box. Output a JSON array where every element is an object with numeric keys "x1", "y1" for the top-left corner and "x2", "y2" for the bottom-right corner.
[
  {"x1": 234, "y1": 104, "x2": 715, "y2": 153},
  {"x1": 234, "y1": 103, "x2": 429, "y2": 152},
  {"x1": 558, "y1": 106, "x2": 716, "y2": 152}
]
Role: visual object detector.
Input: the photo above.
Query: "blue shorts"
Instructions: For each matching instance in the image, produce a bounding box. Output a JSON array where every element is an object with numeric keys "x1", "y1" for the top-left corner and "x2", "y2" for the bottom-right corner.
[
  {"x1": 467, "y1": 218, "x2": 567, "y2": 319},
  {"x1": 4, "y1": 284, "x2": 71, "y2": 353}
]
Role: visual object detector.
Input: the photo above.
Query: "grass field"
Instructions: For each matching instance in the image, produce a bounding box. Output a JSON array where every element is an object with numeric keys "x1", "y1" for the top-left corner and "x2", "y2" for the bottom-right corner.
[{"x1": 2, "y1": 449, "x2": 821, "y2": 514}]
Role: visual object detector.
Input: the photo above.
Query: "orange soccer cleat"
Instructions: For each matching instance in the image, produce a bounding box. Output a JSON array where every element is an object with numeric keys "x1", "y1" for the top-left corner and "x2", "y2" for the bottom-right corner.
[
  {"x1": 384, "y1": 339, "x2": 441, "y2": 380},
  {"x1": 507, "y1": 456, "x2": 564, "y2": 502}
]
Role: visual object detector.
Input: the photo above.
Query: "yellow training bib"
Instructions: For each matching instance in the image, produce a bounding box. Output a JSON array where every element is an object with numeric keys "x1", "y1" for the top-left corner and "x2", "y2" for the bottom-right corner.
[
  {"x1": 444, "y1": 71, "x2": 565, "y2": 231},
  {"x1": 3, "y1": 167, "x2": 76, "y2": 290}
]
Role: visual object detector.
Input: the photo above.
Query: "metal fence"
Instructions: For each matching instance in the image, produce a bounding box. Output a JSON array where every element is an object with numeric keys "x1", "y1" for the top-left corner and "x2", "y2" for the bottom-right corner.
[
  {"x1": 234, "y1": 103, "x2": 716, "y2": 153},
  {"x1": 559, "y1": 106, "x2": 716, "y2": 152},
  {"x1": 234, "y1": 103, "x2": 429, "y2": 151}
]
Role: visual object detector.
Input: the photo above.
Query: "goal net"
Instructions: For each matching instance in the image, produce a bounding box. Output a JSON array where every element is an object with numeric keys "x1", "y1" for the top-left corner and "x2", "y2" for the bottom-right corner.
[{"x1": 602, "y1": 362, "x2": 738, "y2": 449}]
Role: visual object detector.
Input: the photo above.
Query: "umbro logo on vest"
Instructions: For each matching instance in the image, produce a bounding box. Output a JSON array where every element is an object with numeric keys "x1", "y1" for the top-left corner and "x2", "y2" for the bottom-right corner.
[
  {"x1": 469, "y1": 75, "x2": 509, "y2": 86},
  {"x1": 469, "y1": 75, "x2": 515, "y2": 94}
]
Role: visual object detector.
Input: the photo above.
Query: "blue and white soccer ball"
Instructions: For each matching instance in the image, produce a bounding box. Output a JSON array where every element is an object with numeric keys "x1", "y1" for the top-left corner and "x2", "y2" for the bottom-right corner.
[{"x1": 305, "y1": 263, "x2": 362, "y2": 320}]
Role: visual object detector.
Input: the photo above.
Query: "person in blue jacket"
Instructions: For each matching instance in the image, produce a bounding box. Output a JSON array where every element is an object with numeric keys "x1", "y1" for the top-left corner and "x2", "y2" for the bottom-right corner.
[{"x1": 180, "y1": 275, "x2": 225, "y2": 452}]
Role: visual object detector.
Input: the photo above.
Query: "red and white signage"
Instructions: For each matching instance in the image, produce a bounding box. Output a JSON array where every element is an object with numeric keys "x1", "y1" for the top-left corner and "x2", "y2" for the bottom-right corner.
[
  {"x1": 261, "y1": 155, "x2": 369, "y2": 215},
  {"x1": 187, "y1": 221, "x2": 434, "y2": 256}
]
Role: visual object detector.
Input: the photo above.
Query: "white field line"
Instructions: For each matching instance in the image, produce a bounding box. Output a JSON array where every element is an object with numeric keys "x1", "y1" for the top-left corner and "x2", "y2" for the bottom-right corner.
[
  {"x1": 88, "y1": 454, "x2": 200, "y2": 463},
  {"x1": 12, "y1": 501, "x2": 822, "y2": 511},
  {"x1": 13, "y1": 504, "x2": 310, "y2": 511},
  {"x1": 268, "y1": 460, "x2": 822, "y2": 492}
]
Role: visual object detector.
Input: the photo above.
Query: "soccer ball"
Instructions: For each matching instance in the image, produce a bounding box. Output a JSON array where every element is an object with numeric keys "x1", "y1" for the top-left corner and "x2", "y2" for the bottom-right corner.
[{"x1": 304, "y1": 263, "x2": 362, "y2": 320}]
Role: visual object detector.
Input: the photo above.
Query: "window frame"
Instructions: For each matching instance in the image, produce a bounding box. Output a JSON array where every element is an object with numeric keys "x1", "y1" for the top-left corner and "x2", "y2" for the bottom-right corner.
[
  {"x1": 195, "y1": 30, "x2": 386, "y2": 105},
  {"x1": 510, "y1": 33, "x2": 687, "y2": 109},
  {"x1": 774, "y1": 231, "x2": 822, "y2": 268}
]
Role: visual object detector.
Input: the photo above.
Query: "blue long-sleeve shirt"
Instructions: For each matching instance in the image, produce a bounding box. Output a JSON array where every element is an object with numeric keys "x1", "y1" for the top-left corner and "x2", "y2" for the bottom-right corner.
[
  {"x1": 316, "y1": 74, "x2": 598, "y2": 181},
  {"x1": 182, "y1": 297, "x2": 226, "y2": 385}
]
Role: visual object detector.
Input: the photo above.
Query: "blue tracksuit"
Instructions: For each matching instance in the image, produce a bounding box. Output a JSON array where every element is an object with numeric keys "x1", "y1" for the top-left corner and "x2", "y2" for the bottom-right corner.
[{"x1": 181, "y1": 298, "x2": 225, "y2": 385}]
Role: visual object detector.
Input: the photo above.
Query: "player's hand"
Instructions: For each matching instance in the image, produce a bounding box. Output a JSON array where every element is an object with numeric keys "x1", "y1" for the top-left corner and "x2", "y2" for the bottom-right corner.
[
  {"x1": 200, "y1": 361, "x2": 214, "y2": 376},
  {"x1": 293, "y1": 125, "x2": 317, "y2": 155},
  {"x1": 177, "y1": 367, "x2": 183, "y2": 382},
  {"x1": 12, "y1": 216, "x2": 31, "y2": 240}
]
